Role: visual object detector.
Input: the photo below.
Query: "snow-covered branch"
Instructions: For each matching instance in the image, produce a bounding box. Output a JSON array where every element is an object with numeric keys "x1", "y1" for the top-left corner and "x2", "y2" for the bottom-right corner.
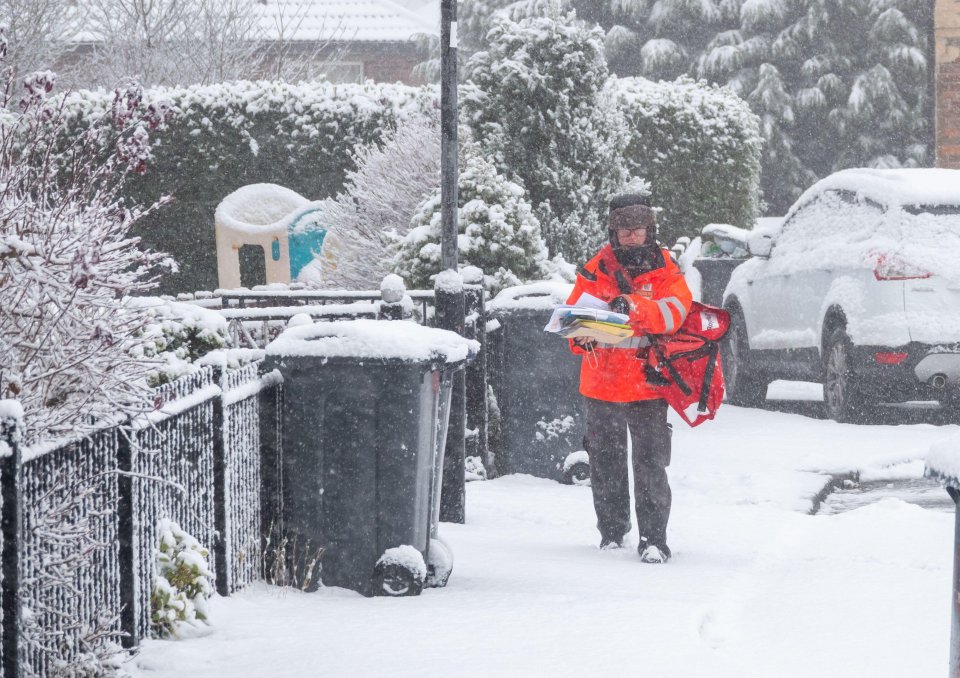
[{"x1": 0, "y1": 64, "x2": 174, "y2": 444}]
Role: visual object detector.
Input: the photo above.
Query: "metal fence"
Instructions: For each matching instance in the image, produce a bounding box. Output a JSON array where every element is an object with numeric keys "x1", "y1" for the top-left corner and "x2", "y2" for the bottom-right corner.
[
  {"x1": 215, "y1": 288, "x2": 437, "y2": 349},
  {"x1": 0, "y1": 362, "x2": 283, "y2": 677},
  {"x1": 0, "y1": 278, "x2": 492, "y2": 677}
]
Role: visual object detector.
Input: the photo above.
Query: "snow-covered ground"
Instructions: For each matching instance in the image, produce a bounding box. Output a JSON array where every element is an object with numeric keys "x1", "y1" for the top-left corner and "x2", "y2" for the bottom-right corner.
[{"x1": 129, "y1": 399, "x2": 958, "y2": 678}]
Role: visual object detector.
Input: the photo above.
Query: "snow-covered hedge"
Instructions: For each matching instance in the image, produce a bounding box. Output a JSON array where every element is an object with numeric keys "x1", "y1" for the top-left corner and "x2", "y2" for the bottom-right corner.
[
  {"x1": 62, "y1": 81, "x2": 436, "y2": 294},
  {"x1": 61, "y1": 76, "x2": 761, "y2": 293},
  {"x1": 611, "y1": 76, "x2": 763, "y2": 245}
]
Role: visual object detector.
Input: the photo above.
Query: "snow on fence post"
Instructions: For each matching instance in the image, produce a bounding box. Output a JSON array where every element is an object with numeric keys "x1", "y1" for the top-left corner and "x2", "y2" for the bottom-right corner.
[
  {"x1": 211, "y1": 366, "x2": 229, "y2": 597},
  {"x1": 462, "y1": 267, "x2": 489, "y2": 473},
  {"x1": 379, "y1": 274, "x2": 408, "y2": 321},
  {"x1": 116, "y1": 428, "x2": 138, "y2": 649},
  {"x1": 924, "y1": 440, "x2": 960, "y2": 676},
  {"x1": 0, "y1": 400, "x2": 23, "y2": 678}
]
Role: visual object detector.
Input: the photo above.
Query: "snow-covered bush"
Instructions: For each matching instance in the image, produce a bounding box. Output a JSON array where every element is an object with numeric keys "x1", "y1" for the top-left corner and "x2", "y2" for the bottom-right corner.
[
  {"x1": 392, "y1": 144, "x2": 548, "y2": 292},
  {"x1": 306, "y1": 112, "x2": 442, "y2": 289},
  {"x1": 0, "y1": 67, "x2": 173, "y2": 443},
  {"x1": 61, "y1": 80, "x2": 435, "y2": 293},
  {"x1": 611, "y1": 76, "x2": 763, "y2": 243},
  {"x1": 462, "y1": 6, "x2": 630, "y2": 262},
  {"x1": 465, "y1": 455, "x2": 488, "y2": 481},
  {"x1": 128, "y1": 299, "x2": 232, "y2": 386},
  {"x1": 570, "y1": 0, "x2": 932, "y2": 213},
  {"x1": 150, "y1": 519, "x2": 215, "y2": 638}
]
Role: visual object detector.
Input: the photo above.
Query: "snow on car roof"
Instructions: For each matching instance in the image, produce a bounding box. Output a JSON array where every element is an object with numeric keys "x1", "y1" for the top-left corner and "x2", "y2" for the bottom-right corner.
[{"x1": 787, "y1": 168, "x2": 960, "y2": 220}]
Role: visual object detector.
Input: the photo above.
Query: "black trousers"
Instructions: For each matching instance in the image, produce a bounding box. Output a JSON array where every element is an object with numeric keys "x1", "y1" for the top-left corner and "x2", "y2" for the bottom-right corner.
[{"x1": 584, "y1": 397, "x2": 672, "y2": 546}]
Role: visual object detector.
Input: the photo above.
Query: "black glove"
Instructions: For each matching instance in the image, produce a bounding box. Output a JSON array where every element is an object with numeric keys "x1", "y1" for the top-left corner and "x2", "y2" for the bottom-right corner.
[{"x1": 610, "y1": 296, "x2": 631, "y2": 315}]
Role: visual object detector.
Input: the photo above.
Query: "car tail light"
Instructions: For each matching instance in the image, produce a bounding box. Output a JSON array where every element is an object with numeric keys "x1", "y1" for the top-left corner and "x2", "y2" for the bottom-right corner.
[
  {"x1": 874, "y1": 351, "x2": 908, "y2": 365},
  {"x1": 873, "y1": 254, "x2": 930, "y2": 281}
]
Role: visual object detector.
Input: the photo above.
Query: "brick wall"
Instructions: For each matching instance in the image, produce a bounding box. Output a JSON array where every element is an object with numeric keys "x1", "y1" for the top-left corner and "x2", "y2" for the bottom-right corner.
[
  {"x1": 363, "y1": 55, "x2": 423, "y2": 85},
  {"x1": 937, "y1": 60, "x2": 960, "y2": 168}
]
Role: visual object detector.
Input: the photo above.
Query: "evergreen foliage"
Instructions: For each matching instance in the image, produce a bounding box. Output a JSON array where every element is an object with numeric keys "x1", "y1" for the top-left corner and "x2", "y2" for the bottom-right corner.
[
  {"x1": 129, "y1": 299, "x2": 232, "y2": 386},
  {"x1": 150, "y1": 519, "x2": 215, "y2": 638},
  {"x1": 392, "y1": 143, "x2": 549, "y2": 292},
  {"x1": 61, "y1": 81, "x2": 435, "y2": 293},
  {"x1": 570, "y1": 0, "x2": 932, "y2": 213},
  {"x1": 462, "y1": 7, "x2": 630, "y2": 262},
  {"x1": 611, "y1": 76, "x2": 763, "y2": 243}
]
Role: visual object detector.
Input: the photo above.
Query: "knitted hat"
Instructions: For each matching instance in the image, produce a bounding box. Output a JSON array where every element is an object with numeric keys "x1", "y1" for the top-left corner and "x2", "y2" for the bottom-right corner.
[{"x1": 608, "y1": 193, "x2": 656, "y2": 246}]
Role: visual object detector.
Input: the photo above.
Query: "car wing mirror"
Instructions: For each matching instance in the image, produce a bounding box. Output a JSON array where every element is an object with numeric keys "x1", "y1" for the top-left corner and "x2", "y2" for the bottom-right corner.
[{"x1": 748, "y1": 233, "x2": 774, "y2": 258}]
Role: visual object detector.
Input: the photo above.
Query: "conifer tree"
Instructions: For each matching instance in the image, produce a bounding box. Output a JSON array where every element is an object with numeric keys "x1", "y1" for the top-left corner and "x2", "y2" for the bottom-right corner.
[
  {"x1": 567, "y1": 0, "x2": 932, "y2": 213},
  {"x1": 392, "y1": 143, "x2": 549, "y2": 292},
  {"x1": 462, "y1": 5, "x2": 629, "y2": 261}
]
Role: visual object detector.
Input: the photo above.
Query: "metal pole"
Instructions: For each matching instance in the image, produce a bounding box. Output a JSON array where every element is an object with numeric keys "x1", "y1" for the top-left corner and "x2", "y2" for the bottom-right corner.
[
  {"x1": 437, "y1": 0, "x2": 467, "y2": 523},
  {"x1": 211, "y1": 367, "x2": 229, "y2": 596},
  {"x1": 0, "y1": 410, "x2": 22, "y2": 677},
  {"x1": 116, "y1": 427, "x2": 139, "y2": 648},
  {"x1": 949, "y1": 485, "x2": 960, "y2": 677},
  {"x1": 440, "y1": 0, "x2": 458, "y2": 273}
]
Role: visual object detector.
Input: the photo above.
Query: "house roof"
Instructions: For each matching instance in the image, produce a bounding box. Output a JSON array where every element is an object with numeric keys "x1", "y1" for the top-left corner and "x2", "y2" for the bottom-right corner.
[
  {"x1": 254, "y1": 0, "x2": 438, "y2": 42},
  {"x1": 69, "y1": 0, "x2": 439, "y2": 45}
]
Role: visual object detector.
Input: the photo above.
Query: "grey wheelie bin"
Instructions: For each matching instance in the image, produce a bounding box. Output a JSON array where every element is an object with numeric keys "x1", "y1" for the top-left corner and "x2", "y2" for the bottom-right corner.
[
  {"x1": 487, "y1": 283, "x2": 585, "y2": 483},
  {"x1": 264, "y1": 319, "x2": 476, "y2": 597},
  {"x1": 691, "y1": 257, "x2": 746, "y2": 308}
]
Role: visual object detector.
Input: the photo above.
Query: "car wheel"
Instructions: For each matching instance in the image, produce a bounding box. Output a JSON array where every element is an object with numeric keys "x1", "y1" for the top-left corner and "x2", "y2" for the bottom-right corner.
[
  {"x1": 373, "y1": 562, "x2": 424, "y2": 597},
  {"x1": 823, "y1": 327, "x2": 869, "y2": 423},
  {"x1": 721, "y1": 311, "x2": 768, "y2": 408},
  {"x1": 425, "y1": 536, "x2": 454, "y2": 588},
  {"x1": 562, "y1": 461, "x2": 591, "y2": 486}
]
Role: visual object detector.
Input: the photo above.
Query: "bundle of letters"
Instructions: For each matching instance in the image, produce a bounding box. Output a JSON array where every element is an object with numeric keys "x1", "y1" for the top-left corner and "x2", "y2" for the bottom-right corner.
[{"x1": 544, "y1": 300, "x2": 634, "y2": 345}]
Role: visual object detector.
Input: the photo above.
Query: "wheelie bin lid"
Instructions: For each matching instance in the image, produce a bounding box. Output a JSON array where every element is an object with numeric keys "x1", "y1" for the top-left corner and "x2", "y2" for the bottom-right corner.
[
  {"x1": 265, "y1": 318, "x2": 479, "y2": 367},
  {"x1": 488, "y1": 281, "x2": 573, "y2": 315},
  {"x1": 926, "y1": 435, "x2": 960, "y2": 491}
]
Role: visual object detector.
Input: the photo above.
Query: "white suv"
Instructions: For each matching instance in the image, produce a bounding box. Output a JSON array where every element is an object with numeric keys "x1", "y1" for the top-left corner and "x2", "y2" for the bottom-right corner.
[{"x1": 721, "y1": 168, "x2": 960, "y2": 421}]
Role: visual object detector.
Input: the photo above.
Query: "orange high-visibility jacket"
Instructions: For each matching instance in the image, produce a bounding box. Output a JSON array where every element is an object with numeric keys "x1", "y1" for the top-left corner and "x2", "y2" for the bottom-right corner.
[{"x1": 567, "y1": 244, "x2": 693, "y2": 402}]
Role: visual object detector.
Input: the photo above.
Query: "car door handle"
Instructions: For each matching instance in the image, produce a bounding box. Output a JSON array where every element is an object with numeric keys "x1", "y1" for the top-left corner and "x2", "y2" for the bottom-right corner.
[{"x1": 910, "y1": 285, "x2": 936, "y2": 292}]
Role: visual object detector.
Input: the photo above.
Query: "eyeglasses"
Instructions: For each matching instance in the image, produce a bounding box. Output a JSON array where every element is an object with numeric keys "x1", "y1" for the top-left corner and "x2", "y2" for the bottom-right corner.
[{"x1": 615, "y1": 227, "x2": 646, "y2": 237}]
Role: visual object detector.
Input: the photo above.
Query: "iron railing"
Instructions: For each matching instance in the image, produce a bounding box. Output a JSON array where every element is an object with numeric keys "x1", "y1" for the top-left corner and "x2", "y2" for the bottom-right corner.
[{"x1": 0, "y1": 363, "x2": 282, "y2": 677}]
